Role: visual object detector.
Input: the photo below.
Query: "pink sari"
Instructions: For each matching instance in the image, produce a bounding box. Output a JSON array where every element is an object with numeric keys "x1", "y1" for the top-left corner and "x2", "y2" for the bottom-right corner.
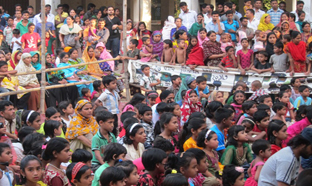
[{"x1": 96, "y1": 42, "x2": 115, "y2": 71}]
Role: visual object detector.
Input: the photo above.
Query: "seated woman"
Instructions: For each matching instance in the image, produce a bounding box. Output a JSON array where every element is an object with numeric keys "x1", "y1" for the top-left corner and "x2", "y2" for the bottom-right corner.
[
  {"x1": 30, "y1": 51, "x2": 42, "y2": 81},
  {"x1": 82, "y1": 46, "x2": 105, "y2": 79},
  {"x1": 202, "y1": 31, "x2": 224, "y2": 66},
  {"x1": 15, "y1": 53, "x2": 46, "y2": 111},
  {"x1": 96, "y1": 42, "x2": 115, "y2": 72},
  {"x1": 57, "y1": 52, "x2": 94, "y2": 96},
  {"x1": 7, "y1": 50, "x2": 22, "y2": 69},
  {"x1": 66, "y1": 99, "x2": 98, "y2": 152}
]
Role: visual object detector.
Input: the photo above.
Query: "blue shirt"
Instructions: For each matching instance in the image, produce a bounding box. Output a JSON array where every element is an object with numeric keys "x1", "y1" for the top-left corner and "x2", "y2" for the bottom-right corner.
[
  {"x1": 267, "y1": 8, "x2": 284, "y2": 26},
  {"x1": 211, "y1": 125, "x2": 225, "y2": 151},
  {"x1": 293, "y1": 96, "x2": 312, "y2": 109},
  {"x1": 34, "y1": 22, "x2": 55, "y2": 37},
  {"x1": 170, "y1": 26, "x2": 188, "y2": 41},
  {"x1": 223, "y1": 20, "x2": 239, "y2": 41},
  {"x1": 206, "y1": 21, "x2": 225, "y2": 42},
  {"x1": 194, "y1": 86, "x2": 209, "y2": 96}
]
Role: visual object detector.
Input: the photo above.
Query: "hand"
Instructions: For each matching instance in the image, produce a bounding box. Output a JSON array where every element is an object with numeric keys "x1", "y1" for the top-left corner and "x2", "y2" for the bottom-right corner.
[
  {"x1": 271, "y1": 69, "x2": 275, "y2": 73},
  {"x1": 15, "y1": 41, "x2": 19, "y2": 44},
  {"x1": 14, "y1": 85, "x2": 19, "y2": 91},
  {"x1": 305, "y1": 71, "x2": 310, "y2": 76},
  {"x1": 199, "y1": 91, "x2": 204, "y2": 98},
  {"x1": 223, "y1": 68, "x2": 229, "y2": 72},
  {"x1": 181, "y1": 63, "x2": 185, "y2": 66},
  {"x1": 112, "y1": 25, "x2": 118, "y2": 30},
  {"x1": 0, "y1": 128, "x2": 6, "y2": 135},
  {"x1": 45, "y1": 82, "x2": 50, "y2": 86},
  {"x1": 290, "y1": 71, "x2": 294, "y2": 76},
  {"x1": 10, "y1": 165, "x2": 20, "y2": 172},
  {"x1": 61, "y1": 42, "x2": 65, "y2": 48}
]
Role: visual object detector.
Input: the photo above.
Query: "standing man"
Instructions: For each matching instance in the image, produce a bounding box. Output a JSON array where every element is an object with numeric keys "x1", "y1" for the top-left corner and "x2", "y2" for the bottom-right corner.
[
  {"x1": 232, "y1": 3, "x2": 242, "y2": 19},
  {"x1": 55, "y1": 4, "x2": 68, "y2": 47},
  {"x1": 220, "y1": 2, "x2": 240, "y2": 23},
  {"x1": 27, "y1": 6, "x2": 34, "y2": 23},
  {"x1": 223, "y1": 10, "x2": 239, "y2": 43},
  {"x1": 104, "y1": 6, "x2": 122, "y2": 68},
  {"x1": 33, "y1": 4, "x2": 55, "y2": 27},
  {"x1": 267, "y1": 0, "x2": 283, "y2": 26},
  {"x1": 279, "y1": 2, "x2": 287, "y2": 12},
  {"x1": 238, "y1": 17, "x2": 254, "y2": 45},
  {"x1": 254, "y1": 0, "x2": 265, "y2": 21},
  {"x1": 0, "y1": 100, "x2": 20, "y2": 140},
  {"x1": 201, "y1": 3, "x2": 210, "y2": 25},
  {"x1": 83, "y1": 3, "x2": 96, "y2": 20},
  {"x1": 206, "y1": 11, "x2": 224, "y2": 42},
  {"x1": 291, "y1": 1, "x2": 312, "y2": 23},
  {"x1": 178, "y1": 2, "x2": 197, "y2": 31},
  {"x1": 245, "y1": 9, "x2": 259, "y2": 32}
]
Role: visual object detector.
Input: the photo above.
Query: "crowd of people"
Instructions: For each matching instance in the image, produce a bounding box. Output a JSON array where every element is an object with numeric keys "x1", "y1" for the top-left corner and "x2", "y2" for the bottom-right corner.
[{"x1": 0, "y1": 0, "x2": 312, "y2": 186}]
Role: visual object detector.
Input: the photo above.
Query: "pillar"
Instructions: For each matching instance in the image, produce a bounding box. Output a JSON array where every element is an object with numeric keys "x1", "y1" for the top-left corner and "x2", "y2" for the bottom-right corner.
[
  {"x1": 139, "y1": 0, "x2": 151, "y2": 30},
  {"x1": 182, "y1": 0, "x2": 200, "y2": 12},
  {"x1": 132, "y1": 0, "x2": 140, "y2": 24},
  {"x1": 46, "y1": 0, "x2": 60, "y2": 15},
  {"x1": 302, "y1": 0, "x2": 312, "y2": 20}
]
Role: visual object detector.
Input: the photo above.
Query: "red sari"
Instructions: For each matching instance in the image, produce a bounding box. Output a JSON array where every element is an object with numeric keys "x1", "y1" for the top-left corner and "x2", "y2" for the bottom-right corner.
[
  {"x1": 186, "y1": 43, "x2": 204, "y2": 66},
  {"x1": 286, "y1": 41, "x2": 307, "y2": 72}
]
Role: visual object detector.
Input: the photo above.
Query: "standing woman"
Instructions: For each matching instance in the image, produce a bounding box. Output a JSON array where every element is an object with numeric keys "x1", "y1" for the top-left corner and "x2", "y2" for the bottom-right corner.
[
  {"x1": 170, "y1": 18, "x2": 188, "y2": 41},
  {"x1": 59, "y1": 16, "x2": 83, "y2": 57},
  {"x1": 66, "y1": 100, "x2": 98, "y2": 152},
  {"x1": 202, "y1": 31, "x2": 224, "y2": 67},
  {"x1": 82, "y1": 46, "x2": 105, "y2": 79}
]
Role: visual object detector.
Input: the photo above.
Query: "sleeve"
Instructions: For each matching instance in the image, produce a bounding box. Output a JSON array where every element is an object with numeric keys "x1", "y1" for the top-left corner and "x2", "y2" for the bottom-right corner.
[
  {"x1": 97, "y1": 92, "x2": 107, "y2": 102},
  {"x1": 21, "y1": 35, "x2": 25, "y2": 43},
  {"x1": 3, "y1": 28, "x2": 7, "y2": 37},
  {"x1": 202, "y1": 43, "x2": 212, "y2": 61},
  {"x1": 183, "y1": 139, "x2": 190, "y2": 151},
  {"x1": 269, "y1": 55, "x2": 273, "y2": 64},
  {"x1": 34, "y1": 25, "x2": 39, "y2": 33},
  {"x1": 293, "y1": 97, "x2": 300, "y2": 109},
  {"x1": 221, "y1": 57, "x2": 226, "y2": 66},
  {"x1": 140, "y1": 78, "x2": 145, "y2": 87},
  {"x1": 220, "y1": 146, "x2": 234, "y2": 165},
  {"x1": 91, "y1": 136, "x2": 100, "y2": 151},
  {"x1": 235, "y1": 21, "x2": 239, "y2": 29},
  {"x1": 220, "y1": 23, "x2": 225, "y2": 31},
  {"x1": 50, "y1": 176, "x2": 64, "y2": 185},
  {"x1": 216, "y1": 133, "x2": 225, "y2": 151},
  {"x1": 246, "y1": 145, "x2": 253, "y2": 163},
  {"x1": 276, "y1": 159, "x2": 295, "y2": 184},
  {"x1": 15, "y1": 23, "x2": 20, "y2": 31}
]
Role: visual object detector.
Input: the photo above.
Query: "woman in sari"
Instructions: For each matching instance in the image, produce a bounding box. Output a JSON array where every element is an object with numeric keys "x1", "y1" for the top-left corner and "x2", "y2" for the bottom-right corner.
[
  {"x1": 15, "y1": 53, "x2": 46, "y2": 111},
  {"x1": 301, "y1": 22, "x2": 312, "y2": 44},
  {"x1": 202, "y1": 31, "x2": 224, "y2": 66},
  {"x1": 175, "y1": 76, "x2": 197, "y2": 103},
  {"x1": 66, "y1": 99, "x2": 98, "y2": 152},
  {"x1": 7, "y1": 50, "x2": 22, "y2": 69},
  {"x1": 95, "y1": 42, "x2": 115, "y2": 71},
  {"x1": 257, "y1": 14, "x2": 274, "y2": 32},
  {"x1": 82, "y1": 46, "x2": 105, "y2": 79},
  {"x1": 276, "y1": 12, "x2": 298, "y2": 31}
]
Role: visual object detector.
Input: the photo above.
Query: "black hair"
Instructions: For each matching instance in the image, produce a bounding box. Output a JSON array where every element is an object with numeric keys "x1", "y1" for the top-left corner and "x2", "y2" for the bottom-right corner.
[
  {"x1": 102, "y1": 75, "x2": 117, "y2": 87},
  {"x1": 290, "y1": 77, "x2": 301, "y2": 87},
  {"x1": 42, "y1": 137, "x2": 69, "y2": 161},
  {"x1": 179, "y1": 2, "x2": 187, "y2": 7},
  {"x1": 225, "y1": 10, "x2": 233, "y2": 15},
  {"x1": 0, "y1": 61, "x2": 7, "y2": 68},
  {"x1": 95, "y1": 110, "x2": 114, "y2": 123},
  {"x1": 44, "y1": 120, "x2": 62, "y2": 138},
  {"x1": 0, "y1": 143, "x2": 10, "y2": 154},
  {"x1": 20, "y1": 155, "x2": 42, "y2": 184},
  {"x1": 13, "y1": 29, "x2": 20, "y2": 35},
  {"x1": 142, "y1": 148, "x2": 167, "y2": 171},
  {"x1": 215, "y1": 108, "x2": 234, "y2": 123},
  {"x1": 179, "y1": 118, "x2": 206, "y2": 148},
  {"x1": 130, "y1": 39, "x2": 139, "y2": 47},
  {"x1": 166, "y1": 152, "x2": 196, "y2": 175},
  {"x1": 68, "y1": 48, "x2": 78, "y2": 56},
  {"x1": 93, "y1": 80, "x2": 102, "y2": 92},
  {"x1": 196, "y1": 76, "x2": 207, "y2": 84},
  {"x1": 160, "y1": 90, "x2": 173, "y2": 101},
  {"x1": 154, "y1": 112, "x2": 176, "y2": 137},
  {"x1": 224, "y1": 104, "x2": 235, "y2": 111},
  {"x1": 186, "y1": 148, "x2": 206, "y2": 165},
  {"x1": 290, "y1": 13, "x2": 296, "y2": 21},
  {"x1": 17, "y1": 126, "x2": 36, "y2": 143},
  {"x1": 197, "y1": 128, "x2": 217, "y2": 148},
  {"x1": 175, "y1": 30, "x2": 186, "y2": 40},
  {"x1": 198, "y1": 28, "x2": 207, "y2": 33},
  {"x1": 222, "y1": 164, "x2": 243, "y2": 186},
  {"x1": 240, "y1": 17, "x2": 248, "y2": 22},
  {"x1": 58, "y1": 101, "x2": 72, "y2": 115},
  {"x1": 72, "y1": 149, "x2": 92, "y2": 163},
  {"x1": 283, "y1": 34, "x2": 291, "y2": 42},
  {"x1": 205, "y1": 101, "x2": 223, "y2": 119},
  {"x1": 153, "y1": 137, "x2": 175, "y2": 152},
  {"x1": 296, "y1": 169, "x2": 312, "y2": 186},
  {"x1": 241, "y1": 117, "x2": 255, "y2": 128},
  {"x1": 227, "y1": 125, "x2": 245, "y2": 147},
  {"x1": 22, "y1": 133, "x2": 45, "y2": 155},
  {"x1": 253, "y1": 110, "x2": 269, "y2": 123},
  {"x1": 138, "y1": 104, "x2": 152, "y2": 116},
  {"x1": 45, "y1": 107, "x2": 59, "y2": 119},
  {"x1": 242, "y1": 100, "x2": 257, "y2": 113},
  {"x1": 87, "y1": 3, "x2": 96, "y2": 10},
  {"x1": 163, "y1": 173, "x2": 188, "y2": 186},
  {"x1": 0, "y1": 100, "x2": 13, "y2": 112},
  {"x1": 123, "y1": 117, "x2": 140, "y2": 132},
  {"x1": 290, "y1": 30, "x2": 301, "y2": 39},
  {"x1": 225, "y1": 46, "x2": 234, "y2": 52},
  {"x1": 246, "y1": 9, "x2": 255, "y2": 15},
  {"x1": 274, "y1": 41, "x2": 284, "y2": 49},
  {"x1": 93, "y1": 106, "x2": 108, "y2": 116},
  {"x1": 66, "y1": 162, "x2": 91, "y2": 185},
  {"x1": 233, "y1": 90, "x2": 246, "y2": 105},
  {"x1": 164, "y1": 39, "x2": 173, "y2": 48},
  {"x1": 252, "y1": 139, "x2": 270, "y2": 156},
  {"x1": 22, "y1": 10, "x2": 29, "y2": 15},
  {"x1": 100, "y1": 167, "x2": 126, "y2": 186},
  {"x1": 267, "y1": 120, "x2": 286, "y2": 144},
  {"x1": 287, "y1": 133, "x2": 311, "y2": 148},
  {"x1": 280, "y1": 84, "x2": 291, "y2": 92},
  {"x1": 299, "y1": 85, "x2": 309, "y2": 93},
  {"x1": 177, "y1": 39, "x2": 184, "y2": 45},
  {"x1": 142, "y1": 37, "x2": 149, "y2": 43},
  {"x1": 120, "y1": 111, "x2": 136, "y2": 123},
  {"x1": 207, "y1": 30, "x2": 216, "y2": 37},
  {"x1": 124, "y1": 123, "x2": 144, "y2": 145},
  {"x1": 103, "y1": 143, "x2": 127, "y2": 162},
  {"x1": 224, "y1": 2, "x2": 233, "y2": 8},
  {"x1": 115, "y1": 160, "x2": 137, "y2": 178},
  {"x1": 126, "y1": 93, "x2": 145, "y2": 108},
  {"x1": 81, "y1": 88, "x2": 90, "y2": 96},
  {"x1": 272, "y1": 102, "x2": 287, "y2": 113},
  {"x1": 296, "y1": 105, "x2": 307, "y2": 121},
  {"x1": 21, "y1": 110, "x2": 40, "y2": 126},
  {"x1": 170, "y1": 75, "x2": 180, "y2": 83},
  {"x1": 302, "y1": 21, "x2": 310, "y2": 30},
  {"x1": 140, "y1": 64, "x2": 149, "y2": 71}
]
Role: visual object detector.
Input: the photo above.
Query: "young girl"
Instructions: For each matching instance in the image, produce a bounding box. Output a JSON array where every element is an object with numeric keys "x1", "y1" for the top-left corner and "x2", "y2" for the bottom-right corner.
[
  {"x1": 0, "y1": 143, "x2": 15, "y2": 186},
  {"x1": 296, "y1": 11, "x2": 306, "y2": 32},
  {"x1": 181, "y1": 89, "x2": 203, "y2": 124},
  {"x1": 277, "y1": 91, "x2": 295, "y2": 122},
  {"x1": 197, "y1": 28, "x2": 208, "y2": 48},
  {"x1": 44, "y1": 120, "x2": 63, "y2": 141},
  {"x1": 154, "y1": 112, "x2": 179, "y2": 153},
  {"x1": 241, "y1": 117, "x2": 266, "y2": 142},
  {"x1": 197, "y1": 129, "x2": 221, "y2": 184},
  {"x1": 140, "y1": 37, "x2": 158, "y2": 62},
  {"x1": 290, "y1": 77, "x2": 301, "y2": 104},
  {"x1": 267, "y1": 120, "x2": 288, "y2": 156},
  {"x1": 221, "y1": 125, "x2": 253, "y2": 166},
  {"x1": 245, "y1": 139, "x2": 271, "y2": 186},
  {"x1": 265, "y1": 32, "x2": 277, "y2": 60},
  {"x1": 43, "y1": 138, "x2": 72, "y2": 186},
  {"x1": 166, "y1": 152, "x2": 198, "y2": 186},
  {"x1": 220, "y1": 33, "x2": 233, "y2": 53},
  {"x1": 226, "y1": 84, "x2": 245, "y2": 105},
  {"x1": 205, "y1": 101, "x2": 223, "y2": 128},
  {"x1": 115, "y1": 160, "x2": 139, "y2": 186},
  {"x1": 122, "y1": 93, "x2": 146, "y2": 112},
  {"x1": 21, "y1": 110, "x2": 42, "y2": 130},
  {"x1": 272, "y1": 27, "x2": 282, "y2": 41},
  {"x1": 161, "y1": 39, "x2": 174, "y2": 64},
  {"x1": 237, "y1": 38, "x2": 254, "y2": 75},
  {"x1": 222, "y1": 165, "x2": 245, "y2": 186},
  {"x1": 123, "y1": 123, "x2": 146, "y2": 161},
  {"x1": 163, "y1": 174, "x2": 188, "y2": 186},
  {"x1": 230, "y1": 90, "x2": 246, "y2": 122},
  {"x1": 99, "y1": 167, "x2": 126, "y2": 186},
  {"x1": 173, "y1": 30, "x2": 188, "y2": 52},
  {"x1": 237, "y1": 101, "x2": 258, "y2": 125},
  {"x1": 168, "y1": 102, "x2": 182, "y2": 131},
  {"x1": 151, "y1": 30, "x2": 163, "y2": 59},
  {"x1": 19, "y1": 155, "x2": 46, "y2": 186},
  {"x1": 181, "y1": 118, "x2": 207, "y2": 151},
  {"x1": 186, "y1": 36, "x2": 204, "y2": 70},
  {"x1": 38, "y1": 107, "x2": 66, "y2": 138},
  {"x1": 88, "y1": 18, "x2": 100, "y2": 42},
  {"x1": 66, "y1": 162, "x2": 93, "y2": 186},
  {"x1": 58, "y1": 101, "x2": 74, "y2": 128}
]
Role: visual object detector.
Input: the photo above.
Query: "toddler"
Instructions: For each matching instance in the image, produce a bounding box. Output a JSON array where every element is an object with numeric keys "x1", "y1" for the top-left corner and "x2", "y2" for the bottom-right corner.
[
  {"x1": 88, "y1": 18, "x2": 100, "y2": 42},
  {"x1": 248, "y1": 80, "x2": 268, "y2": 101},
  {"x1": 252, "y1": 51, "x2": 272, "y2": 74},
  {"x1": 220, "y1": 33, "x2": 233, "y2": 53},
  {"x1": 140, "y1": 36, "x2": 158, "y2": 62},
  {"x1": 222, "y1": 165, "x2": 245, "y2": 186},
  {"x1": 172, "y1": 39, "x2": 186, "y2": 66},
  {"x1": 253, "y1": 30, "x2": 265, "y2": 51},
  {"x1": 161, "y1": 39, "x2": 174, "y2": 64}
]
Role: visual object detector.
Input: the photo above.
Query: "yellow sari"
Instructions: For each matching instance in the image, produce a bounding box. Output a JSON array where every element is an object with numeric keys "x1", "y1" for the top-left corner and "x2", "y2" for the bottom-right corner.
[
  {"x1": 82, "y1": 47, "x2": 103, "y2": 79},
  {"x1": 1, "y1": 65, "x2": 26, "y2": 99}
]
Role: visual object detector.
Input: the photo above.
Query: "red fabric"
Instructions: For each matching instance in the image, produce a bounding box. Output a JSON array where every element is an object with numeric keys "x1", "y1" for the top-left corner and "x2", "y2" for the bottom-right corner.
[
  {"x1": 186, "y1": 43, "x2": 204, "y2": 66},
  {"x1": 118, "y1": 128, "x2": 126, "y2": 138},
  {"x1": 252, "y1": 124, "x2": 267, "y2": 133},
  {"x1": 221, "y1": 55, "x2": 236, "y2": 68},
  {"x1": 181, "y1": 89, "x2": 202, "y2": 123},
  {"x1": 270, "y1": 144, "x2": 286, "y2": 156},
  {"x1": 21, "y1": 32, "x2": 40, "y2": 51},
  {"x1": 287, "y1": 41, "x2": 306, "y2": 62}
]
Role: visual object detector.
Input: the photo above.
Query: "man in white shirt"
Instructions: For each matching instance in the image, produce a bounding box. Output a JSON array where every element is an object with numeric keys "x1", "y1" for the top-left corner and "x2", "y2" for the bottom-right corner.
[
  {"x1": 291, "y1": 1, "x2": 312, "y2": 23},
  {"x1": 201, "y1": 3, "x2": 213, "y2": 25},
  {"x1": 33, "y1": 4, "x2": 55, "y2": 26},
  {"x1": 254, "y1": 0, "x2": 265, "y2": 21},
  {"x1": 245, "y1": 9, "x2": 259, "y2": 32},
  {"x1": 178, "y1": 2, "x2": 197, "y2": 31}
]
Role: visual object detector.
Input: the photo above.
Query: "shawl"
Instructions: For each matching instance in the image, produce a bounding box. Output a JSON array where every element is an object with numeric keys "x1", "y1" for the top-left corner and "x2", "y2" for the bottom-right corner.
[
  {"x1": 301, "y1": 32, "x2": 312, "y2": 43},
  {"x1": 162, "y1": 16, "x2": 176, "y2": 40},
  {"x1": 235, "y1": 31, "x2": 247, "y2": 55},
  {"x1": 181, "y1": 89, "x2": 202, "y2": 123},
  {"x1": 66, "y1": 100, "x2": 98, "y2": 140},
  {"x1": 287, "y1": 41, "x2": 306, "y2": 62},
  {"x1": 1, "y1": 64, "x2": 26, "y2": 99},
  {"x1": 257, "y1": 13, "x2": 275, "y2": 31},
  {"x1": 68, "y1": 57, "x2": 87, "y2": 71},
  {"x1": 151, "y1": 30, "x2": 163, "y2": 59},
  {"x1": 8, "y1": 50, "x2": 20, "y2": 69},
  {"x1": 186, "y1": 43, "x2": 204, "y2": 66},
  {"x1": 59, "y1": 23, "x2": 83, "y2": 35},
  {"x1": 96, "y1": 42, "x2": 115, "y2": 71},
  {"x1": 15, "y1": 53, "x2": 39, "y2": 86},
  {"x1": 57, "y1": 62, "x2": 77, "y2": 78},
  {"x1": 197, "y1": 32, "x2": 209, "y2": 48},
  {"x1": 175, "y1": 76, "x2": 195, "y2": 102},
  {"x1": 30, "y1": 51, "x2": 42, "y2": 70},
  {"x1": 296, "y1": 21, "x2": 303, "y2": 32},
  {"x1": 82, "y1": 47, "x2": 103, "y2": 74}
]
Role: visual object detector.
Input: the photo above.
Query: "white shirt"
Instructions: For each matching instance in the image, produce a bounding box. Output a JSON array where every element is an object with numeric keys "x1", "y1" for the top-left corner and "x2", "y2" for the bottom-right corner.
[
  {"x1": 179, "y1": 10, "x2": 197, "y2": 31},
  {"x1": 204, "y1": 13, "x2": 212, "y2": 25},
  {"x1": 254, "y1": 8, "x2": 265, "y2": 21},
  {"x1": 291, "y1": 10, "x2": 312, "y2": 23},
  {"x1": 248, "y1": 18, "x2": 260, "y2": 32},
  {"x1": 33, "y1": 13, "x2": 55, "y2": 27},
  {"x1": 11, "y1": 37, "x2": 22, "y2": 53}
]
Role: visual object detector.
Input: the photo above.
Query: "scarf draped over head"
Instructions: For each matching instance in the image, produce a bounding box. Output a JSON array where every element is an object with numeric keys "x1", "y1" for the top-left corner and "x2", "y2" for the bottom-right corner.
[
  {"x1": 8, "y1": 50, "x2": 21, "y2": 69},
  {"x1": 287, "y1": 41, "x2": 306, "y2": 62},
  {"x1": 64, "y1": 46, "x2": 72, "y2": 53},
  {"x1": 66, "y1": 100, "x2": 98, "y2": 140},
  {"x1": 162, "y1": 16, "x2": 176, "y2": 40},
  {"x1": 175, "y1": 76, "x2": 195, "y2": 102},
  {"x1": 181, "y1": 89, "x2": 202, "y2": 123},
  {"x1": 151, "y1": 30, "x2": 163, "y2": 59},
  {"x1": 96, "y1": 42, "x2": 115, "y2": 71},
  {"x1": 82, "y1": 46, "x2": 103, "y2": 74},
  {"x1": 30, "y1": 51, "x2": 42, "y2": 70},
  {"x1": 258, "y1": 13, "x2": 275, "y2": 31},
  {"x1": 197, "y1": 31, "x2": 209, "y2": 48},
  {"x1": 276, "y1": 16, "x2": 298, "y2": 31},
  {"x1": 186, "y1": 43, "x2": 204, "y2": 66}
]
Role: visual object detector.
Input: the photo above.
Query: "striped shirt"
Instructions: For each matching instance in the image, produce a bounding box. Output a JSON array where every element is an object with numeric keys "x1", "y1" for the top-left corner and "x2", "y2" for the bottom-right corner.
[
  {"x1": 248, "y1": 88, "x2": 268, "y2": 101},
  {"x1": 267, "y1": 8, "x2": 284, "y2": 26},
  {"x1": 97, "y1": 89, "x2": 120, "y2": 114}
]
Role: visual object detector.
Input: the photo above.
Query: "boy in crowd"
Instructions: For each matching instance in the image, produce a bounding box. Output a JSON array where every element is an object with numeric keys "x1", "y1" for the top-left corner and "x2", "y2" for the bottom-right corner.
[
  {"x1": 270, "y1": 41, "x2": 289, "y2": 73},
  {"x1": 195, "y1": 76, "x2": 210, "y2": 101},
  {"x1": 248, "y1": 80, "x2": 268, "y2": 101},
  {"x1": 16, "y1": 10, "x2": 30, "y2": 35},
  {"x1": 138, "y1": 104, "x2": 154, "y2": 149},
  {"x1": 3, "y1": 17, "x2": 15, "y2": 45},
  {"x1": 252, "y1": 51, "x2": 272, "y2": 74},
  {"x1": 21, "y1": 23, "x2": 40, "y2": 51},
  {"x1": 258, "y1": 95, "x2": 275, "y2": 120},
  {"x1": 120, "y1": 39, "x2": 140, "y2": 74},
  {"x1": 166, "y1": 75, "x2": 181, "y2": 96},
  {"x1": 13, "y1": 10, "x2": 22, "y2": 27},
  {"x1": 293, "y1": 85, "x2": 312, "y2": 109},
  {"x1": 253, "y1": 110, "x2": 270, "y2": 133},
  {"x1": 172, "y1": 39, "x2": 186, "y2": 65},
  {"x1": 219, "y1": 46, "x2": 237, "y2": 71},
  {"x1": 140, "y1": 65, "x2": 161, "y2": 92},
  {"x1": 72, "y1": 149, "x2": 92, "y2": 167},
  {"x1": 81, "y1": 88, "x2": 91, "y2": 101}
]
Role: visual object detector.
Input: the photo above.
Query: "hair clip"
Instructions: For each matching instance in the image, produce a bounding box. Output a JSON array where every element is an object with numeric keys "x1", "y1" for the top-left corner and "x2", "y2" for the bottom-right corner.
[
  {"x1": 235, "y1": 166, "x2": 244, "y2": 173},
  {"x1": 171, "y1": 169, "x2": 177, "y2": 174},
  {"x1": 118, "y1": 159, "x2": 123, "y2": 162},
  {"x1": 205, "y1": 130, "x2": 212, "y2": 139},
  {"x1": 42, "y1": 144, "x2": 47, "y2": 150}
]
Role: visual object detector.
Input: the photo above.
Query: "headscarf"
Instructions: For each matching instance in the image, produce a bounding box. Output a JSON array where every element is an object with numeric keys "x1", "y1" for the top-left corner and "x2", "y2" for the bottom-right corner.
[
  {"x1": 82, "y1": 46, "x2": 103, "y2": 74},
  {"x1": 66, "y1": 100, "x2": 98, "y2": 140},
  {"x1": 151, "y1": 30, "x2": 163, "y2": 59},
  {"x1": 265, "y1": 32, "x2": 276, "y2": 59},
  {"x1": 8, "y1": 50, "x2": 21, "y2": 69},
  {"x1": 175, "y1": 76, "x2": 195, "y2": 102},
  {"x1": 287, "y1": 41, "x2": 306, "y2": 62},
  {"x1": 96, "y1": 42, "x2": 115, "y2": 71},
  {"x1": 30, "y1": 51, "x2": 42, "y2": 70},
  {"x1": 186, "y1": 42, "x2": 204, "y2": 66},
  {"x1": 197, "y1": 31, "x2": 209, "y2": 48},
  {"x1": 276, "y1": 15, "x2": 298, "y2": 31},
  {"x1": 181, "y1": 89, "x2": 202, "y2": 123},
  {"x1": 162, "y1": 16, "x2": 176, "y2": 40},
  {"x1": 208, "y1": 90, "x2": 222, "y2": 102},
  {"x1": 281, "y1": 21, "x2": 290, "y2": 34},
  {"x1": 258, "y1": 13, "x2": 274, "y2": 32},
  {"x1": 64, "y1": 46, "x2": 72, "y2": 53}
]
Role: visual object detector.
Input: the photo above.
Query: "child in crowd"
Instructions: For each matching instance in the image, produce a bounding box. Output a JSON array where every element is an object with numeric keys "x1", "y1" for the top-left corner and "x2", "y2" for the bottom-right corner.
[
  {"x1": 270, "y1": 42, "x2": 289, "y2": 73},
  {"x1": 46, "y1": 30, "x2": 56, "y2": 55},
  {"x1": 3, "y1": 17, "x2": 15, "y2": 45},
  {"x1": 290, "y1": 77, "x2": 301, "y2": 103},
  {"x1": 121, "y1": 39, "x2": 140, "y2": 73},
  {"x1": 205, "y1": 101, "x2": 223, "y2": 127},
  {"x1": 161, "y1": 39, "x2": 174, "y2": 64},
  {"x1": 88, "y1": 18, "x2": 100, "y2": 41},
  {"x1": 181, "y1": 90, "x2": 202, "y2": 124},
  {"x1": 282, "y1": 34, "x2": 291, "y2": 53},
  {"x1": 99, "y1": 167, "x2": 126, "y2": 186},
  {"x1": 0, "y1": 143, "x2": 14, "y2": 185},
  {"x1": 221, "y1": 125, "x2": 253, "y2": 166},
  {"x1": 146, "y1": 91, "x2": 159, "y2": 107},
  {"x1": 195, "y1": 76, "x2": 209, "y2": 101},
  {"x1": 11, "y1": 29, "x2": 22, "y2": 53},
  {"x1": 115, "y1": 160, "x2": 140, "y2": 186},
  {"x1": 272, "y1": 102, "x2": 287, "y2": 123},
  {"x1": 66, "y1": 162, "x2": 93, "y2": 186},
  {"x1": 245, "y1": 139, "x2": 271, "y2": 185},
  {"x1": 71, "y1": 149, "x2": 92, "y2": 167},
  {"x1": 231, "y1": 90, "x2": 246, "y2": 122},
  {"x1": 20, "y1": 155, "x2": 46, "y2": 186},
  {"x1": 220, "y1": 33, "x2": 233, "y2": 53},
  {"x1": 258, "y1": 95, "x2": 275, "y2": 119},
  {"x1": 197, "y1": 28, "x2": 208, "y2": 48},
  {"x1": 44, "y1": 120, "x2": 63, "y2": 141},
  {"x1": 138, "y1": 105, "x2": 154, "y2": 149},
  {"x1": 252, "y1": 51, "x2": 272, "y2": 74},
  {"x1": 81, "y1": 88, "x2": 91, "y2": 101},
  {"x1": 243, "y1": 0, "x2": 252, "y2": 13},
  {"x1": 91, "y1": 80, "x2": 104, "y2": 100},
  {"x1": 181, "y1": 118, "x2": 206, "y2": 151},
  {"x1": 222, "y1": 165, "x2": 245, "y2": 186},
  {"x1": 277, "y1": 91, "x2": 295, "y2": 122},
  {"x1": 253, "y1": 110, "x2": 270, "y2": 133},
  {"x1": 58, "y1": 101, "x2": 74, "y2": 128},
  {"x1": 226, "y1": 84, "x2": 245, "y2": 105},
  {"x1": 237, "y1": 101, "x2": 258, "y2": 125},
  {"x1": 21, "y1": 110, "x2": 41, "y2": 130},
  {"x1": 267, "y1": 120, "x2": 288, "y2": 156},
  {"x1": 172, "y1": 39, "x2": 186, "y2": 66},
  {"x1": 162, "y1": 174, "x2": 188, "y2": 186},
  {"x1": 219, "y1": 46, "x2": 237, "y2": 72},
  {"x1": 139, "y1": 64, "x2": 161, "y2": 92},
  {"x1": 91, "y1": 111, "x2": 117, "y2": 169},
  {"x1": 237, "y1": 38, "x2": 254, "y2": 75},
  {"x1": 123, "y1": 123, "x2": 146, "y2": 161},
  {"x1": 21, "y1": 23, "x2": 40, "y2": 51},
  {"x1": 140, "y1": 36, "x2": 158, "y2": 62},
  {"x1": 248, "y1": 80, "x2": 267, "y2": 101},
  {"x1": 253, "y1": 30, "x2": 265, "y2": 51},
  {"x1": 241, "y1": 117, "x2": 267, "y2": 142},
  {"x1": 186, "y1": 36, "x2": 204, "y2": 70},
  {"x1": 151, "y1": 30, "x2": 163, "y2": 60},
  {"x1": 293, "y1": 85, "x2": 312, "y2": 109}
]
